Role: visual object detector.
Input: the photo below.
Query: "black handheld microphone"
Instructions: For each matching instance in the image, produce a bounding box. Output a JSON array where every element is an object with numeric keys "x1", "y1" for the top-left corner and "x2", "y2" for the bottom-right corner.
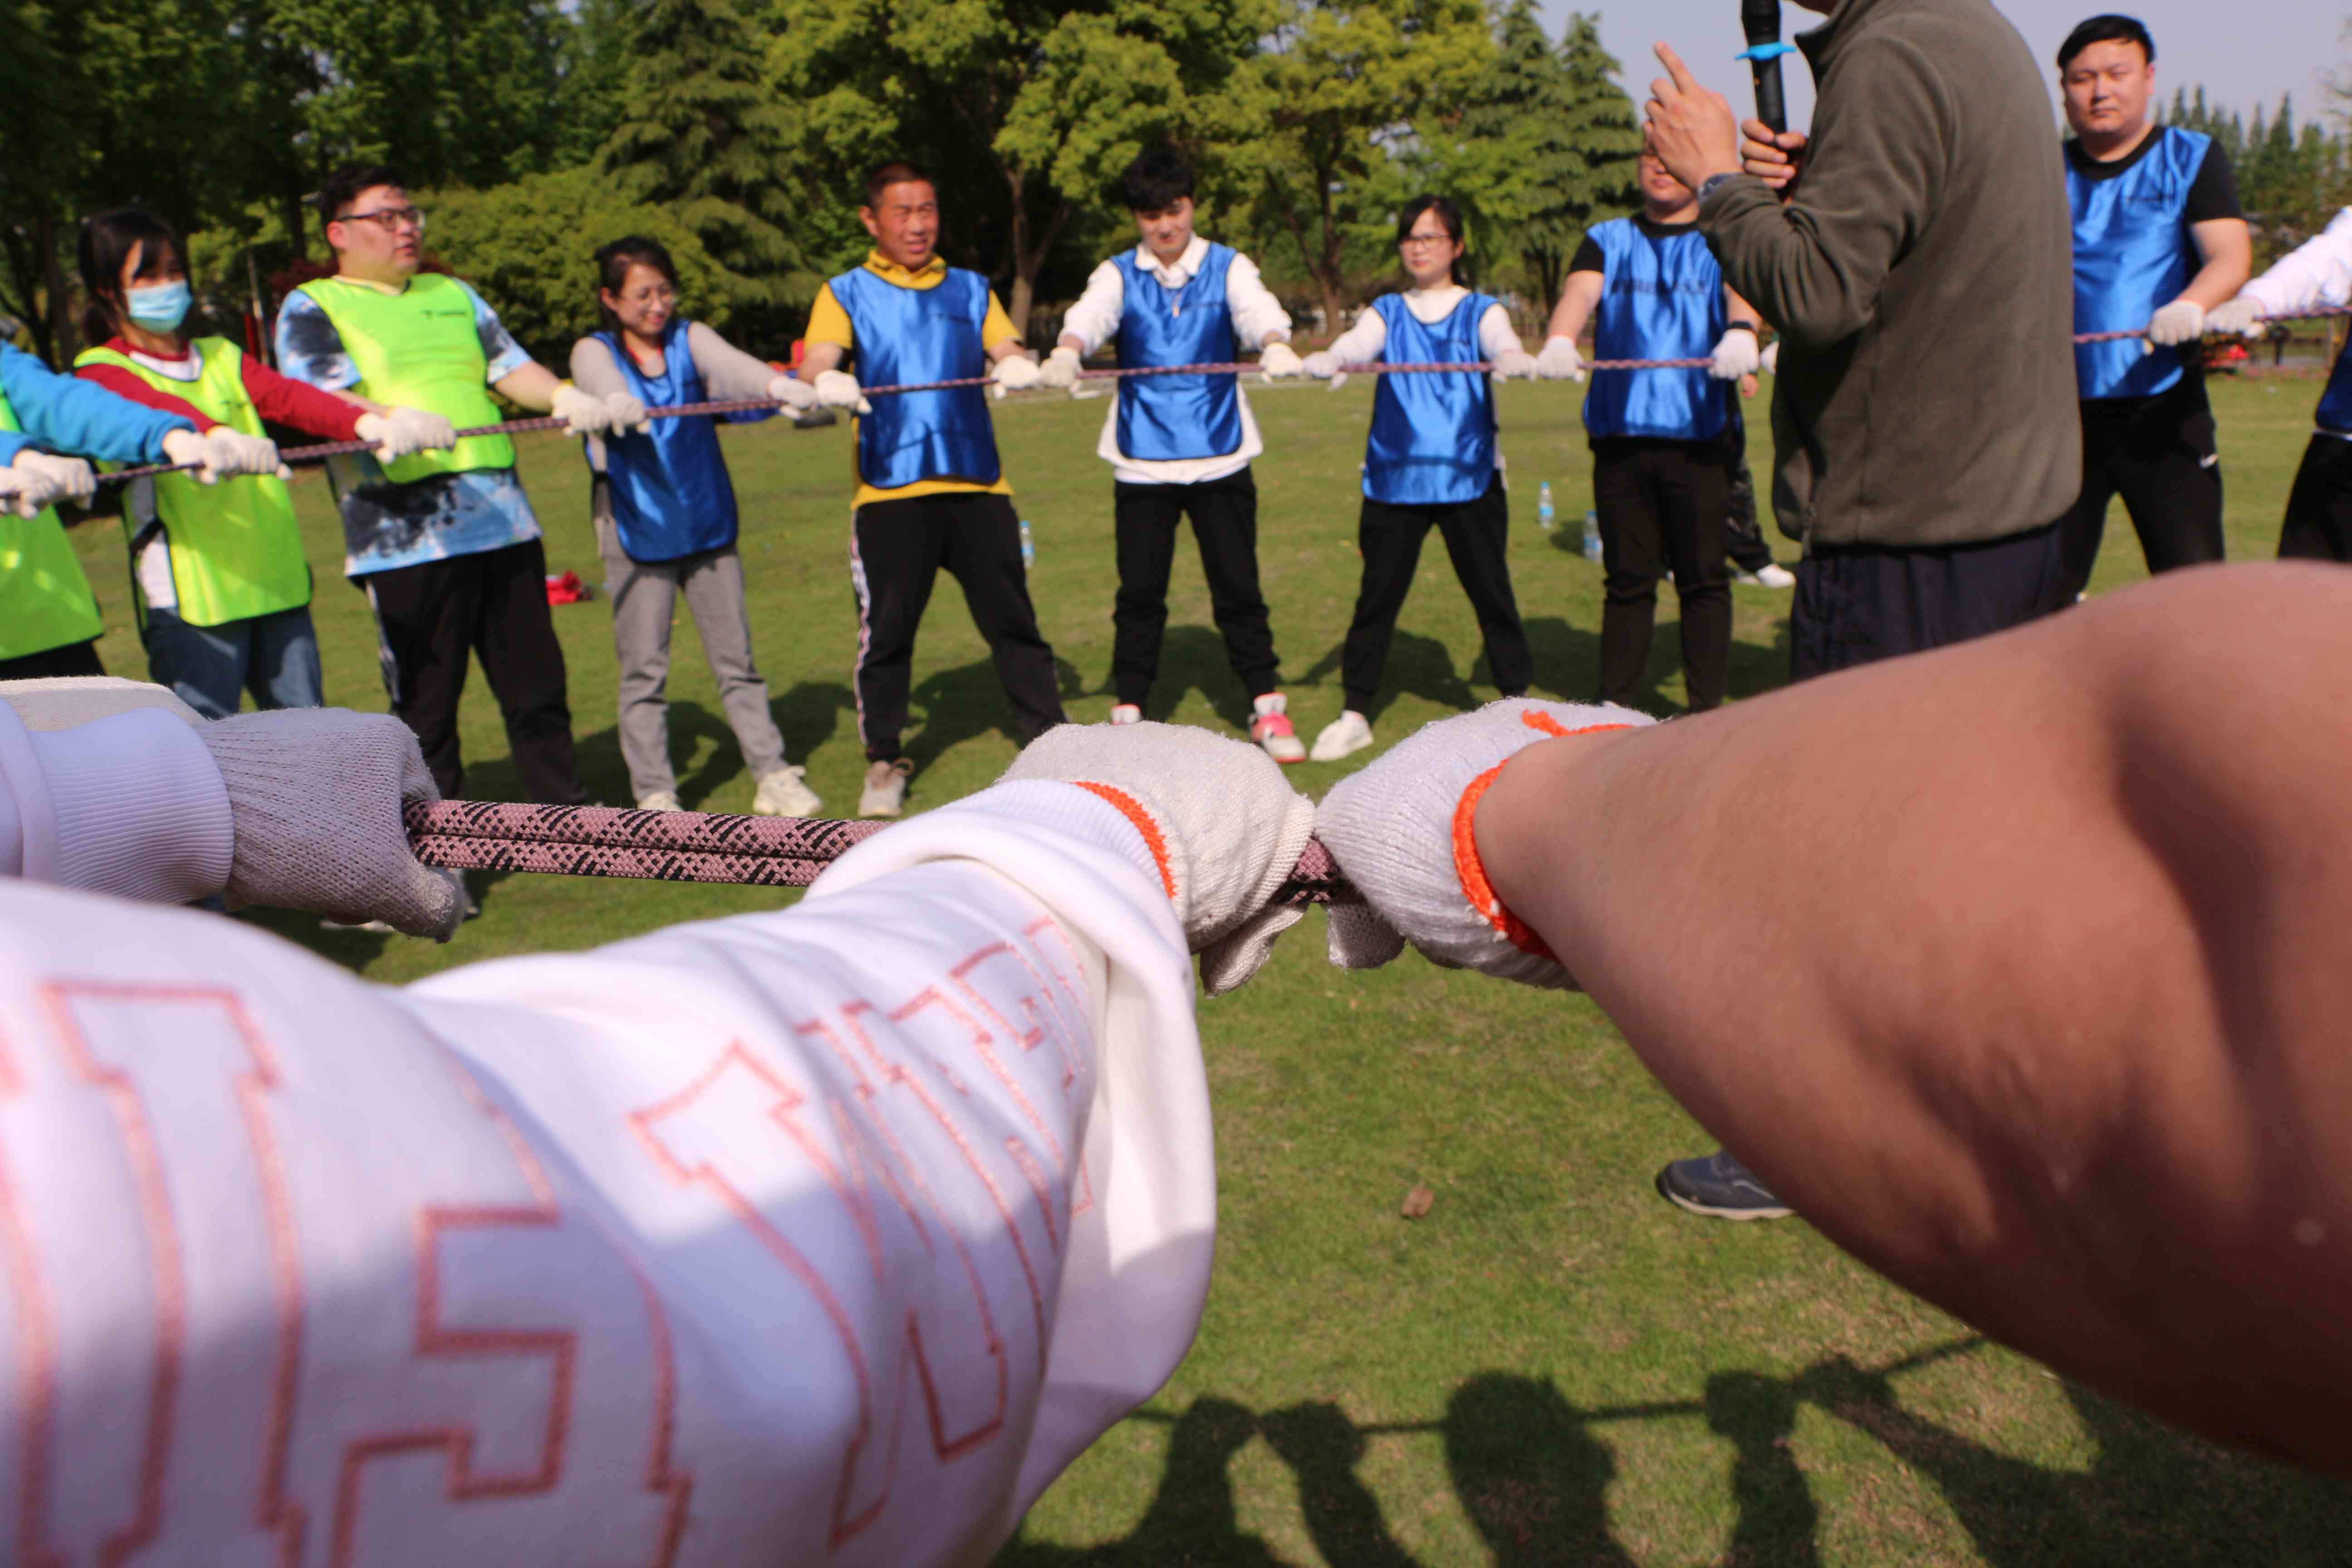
[{"x1": 1739, "y1": 0, "x2": 1790, "y2": 134}]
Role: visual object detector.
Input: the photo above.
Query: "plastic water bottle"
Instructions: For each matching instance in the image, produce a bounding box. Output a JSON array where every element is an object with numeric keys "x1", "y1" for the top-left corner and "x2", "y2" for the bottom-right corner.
[
  {"x1": 1582, "y1": 510, "x2": 1603, "y2": 562},
  {"x1": 1537, "y1": 480, "x2": 1555, "y2": 533},
  {"x1": 1019, "y1": 518, "x2": 1035, "y2": 571}
]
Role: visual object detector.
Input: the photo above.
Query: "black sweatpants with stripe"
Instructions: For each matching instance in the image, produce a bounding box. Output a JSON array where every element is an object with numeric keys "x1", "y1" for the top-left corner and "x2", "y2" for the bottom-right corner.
[{"x1": 851, "y1": 491, "x2": 1066, "y2": 762}]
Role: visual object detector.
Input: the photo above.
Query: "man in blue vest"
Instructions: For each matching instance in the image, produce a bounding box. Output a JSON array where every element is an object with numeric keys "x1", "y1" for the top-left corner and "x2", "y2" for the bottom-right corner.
[
  {"x1": 798, "y1": 160, "x2": 1066, "y2": 819},
  {"x1": 1540, "y1": 151, "x2": 1763, "y2": 715},
  {"x1": 1041, "y1": 147, "x2": 1309, "y2": 762},
  {"x1": 2055, "y1": 15, "x2": 2252, "y2": 600}
]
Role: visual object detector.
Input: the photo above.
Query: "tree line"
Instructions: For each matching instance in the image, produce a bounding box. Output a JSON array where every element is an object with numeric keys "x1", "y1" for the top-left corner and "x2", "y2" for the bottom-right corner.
[
  {"x1": 2161, "y1": 85, "x2": 2352, "y2": 265},
  {"x1": 0, "y1": 0, "x2": 1642, "y2": 368}
]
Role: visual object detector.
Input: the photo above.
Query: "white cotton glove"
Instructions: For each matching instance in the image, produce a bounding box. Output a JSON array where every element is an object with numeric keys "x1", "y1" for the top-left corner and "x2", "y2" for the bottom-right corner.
[
  {"x1": 196, "y1": 708, "x2": 466, "y2": 941},
  {"x1": 553, "y1": 384, "x2": 646, "y2": 438},
  {"x1": 201, "y1": 426, "x2": 289, "y2": 481},
  {"x1": 1492, "y1": 348, "x2": 1540, "y2": 381},
  {"x1": 991, "y1": 353, "x2": 1043, "y2": 392},
  {"x1": 0, "y1": 464, "x2": 27, "y2": 519},
  {"x1": 2205, "y1": 296, "x2": 2268, "y2": 339},
  {"x1": 1300, "y1": 349, "x2": 1350, "y2": 391},
  {"x1": 6, "y1": 450, "x2": 96, "y2": 515},
  {"x1": 1315, "y1": 698, "x2": 1655, "y2": 989},
  {"x1": 814, "y1": 368, "x2": 872, "y2": 415},
  {"x1": 768, "y1": 373, "x2": 820, "y2": 412},
  {"x1": 1258, "y1": 341, "x2": 1305, "y2": 382},
  {"x1": 355, "y1": 405, "x2": 457, "y2": 461},
  {"x1": 1000, "y1": 721, "x2": 1318, "y2": 995},
  {"x1": 1760, "y1": 340, "x2": 1780, "y2": 376},
  {"x1": 1709, "y1": 329, "x2": 1762, "y2": 381},
  {"x1": 1536, "y1": 336, "x2": 1588, "y2": 382},
  {"x1": 1038, "y1": 345, "x2": 1083, "y2": 390},
  {"x1": 159, "y1": 427, "x2": 217, "y2": 484},
  {"x1": 2146, "y1": 299, "x2": 2208, "y2": 347}
]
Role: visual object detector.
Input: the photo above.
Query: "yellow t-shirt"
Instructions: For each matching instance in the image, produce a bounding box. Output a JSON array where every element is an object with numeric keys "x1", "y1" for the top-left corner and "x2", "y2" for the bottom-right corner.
[{"x1": 806, "y1": 251, "x2": 1022, "y2": 507}]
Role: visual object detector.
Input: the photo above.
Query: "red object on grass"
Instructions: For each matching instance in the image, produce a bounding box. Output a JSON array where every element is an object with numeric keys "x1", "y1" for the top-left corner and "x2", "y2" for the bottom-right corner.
[{"x1": 544, "y1": 570, "x2": 592, "y2": 605}]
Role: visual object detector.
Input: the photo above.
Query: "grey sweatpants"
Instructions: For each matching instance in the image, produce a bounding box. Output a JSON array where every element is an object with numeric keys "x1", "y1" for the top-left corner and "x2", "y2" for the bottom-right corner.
[{"x1": 596, "y1": 498, "x2": 788, "y2": 802}]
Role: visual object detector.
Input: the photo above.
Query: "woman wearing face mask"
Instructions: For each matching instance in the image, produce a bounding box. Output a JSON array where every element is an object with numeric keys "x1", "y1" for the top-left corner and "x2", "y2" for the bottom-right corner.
[
  {"x1": 568, "y1": 235, "x2": 823, "y2": 818},
  {"x1": 1298, "y1": 196, "x2": 1541, "y2": 762},
  {"x1": 72, "y1": 208, "x2": 457, "y2": 717}
]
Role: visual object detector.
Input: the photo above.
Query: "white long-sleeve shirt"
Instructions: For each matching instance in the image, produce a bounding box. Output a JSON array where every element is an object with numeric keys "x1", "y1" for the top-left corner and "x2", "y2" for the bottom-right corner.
[
  {"x1": 1318, "y1": 286, "x2": 1524, "y2": 368},
  {"x1": 2242, "y1": 206, "x2": 2352, "y2": 438},
  {"x1": 1059, "y1": 235, "x2": 1292, "y2": 485},
  {"x1": 0, "y1": 696, "x2": 1214, "y2": 1567}
]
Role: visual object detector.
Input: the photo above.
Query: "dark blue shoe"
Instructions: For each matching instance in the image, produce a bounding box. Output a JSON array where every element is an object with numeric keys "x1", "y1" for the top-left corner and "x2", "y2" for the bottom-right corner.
[{"x1": 1656, "y1": 1149, "x2": 1793, "y2": 1220}]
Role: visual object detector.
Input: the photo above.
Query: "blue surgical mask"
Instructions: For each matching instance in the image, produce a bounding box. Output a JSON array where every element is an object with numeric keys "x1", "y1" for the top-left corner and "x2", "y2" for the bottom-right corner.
[{"x1": 126, "y1": 280, "x2": 191, "y2": 331}]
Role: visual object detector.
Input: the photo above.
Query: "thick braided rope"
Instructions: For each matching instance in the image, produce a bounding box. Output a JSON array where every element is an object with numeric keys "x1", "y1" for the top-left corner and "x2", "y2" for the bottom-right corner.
[
  {"x1": 404, "y1": 799, "x2": 1361, "y2": 905},
  {"x1": 103, "y1": 306, "x2": 2352, "y2": 485}
]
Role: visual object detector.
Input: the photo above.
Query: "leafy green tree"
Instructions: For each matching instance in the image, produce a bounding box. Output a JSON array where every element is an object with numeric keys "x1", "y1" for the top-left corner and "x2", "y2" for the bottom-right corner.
[
  {"x1": 600, "y1": 0, "x2": 815, "y2": 332},
  {"x1": 421, "y1": 166, "x2": 758, "y2": 361},
  {"x1": 1226, "y1": 0, "x2": 1494, "y2": 332},
  {"x1": 1434, "y1": 2, "x2": 1637, "y2": 309},
  {"x1": 769, "y1": 0, "x2": 1274, "y2": 333}
]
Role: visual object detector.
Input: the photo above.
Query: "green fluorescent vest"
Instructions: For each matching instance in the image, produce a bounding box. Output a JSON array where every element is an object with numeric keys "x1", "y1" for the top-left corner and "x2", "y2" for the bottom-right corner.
[
  {"x1": 75, "y1": 340, "x2": 311, "y2": 627},
  {"x1": 290, "y1": 274, "x2": 515, "y2": 483},
  {"x1": 0, "y1": 387, "x2": 104, "y2": 662}
]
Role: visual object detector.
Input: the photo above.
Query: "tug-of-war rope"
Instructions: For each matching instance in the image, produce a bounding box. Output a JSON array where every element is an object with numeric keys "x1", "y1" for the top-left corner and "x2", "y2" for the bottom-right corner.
[
  {"x1": 95, "y1": 303, "x2": 2352, "y2": 488},
  {"x1": 404, "y1": 799, "x2": 1362, "y2": 904}
]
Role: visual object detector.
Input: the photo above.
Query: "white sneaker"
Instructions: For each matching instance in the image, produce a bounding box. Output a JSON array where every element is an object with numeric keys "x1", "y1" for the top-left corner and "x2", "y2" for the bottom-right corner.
[
  {"x1": 636, "y1": 790, "x2": 682, "y2": 812},
  {"x1": 1249, "y1": 693, "x2": 1307, "y2": 764},
  {"x1": 751, "y1": 766, "x2": 822, "y2": 818},
  {"x1": 1108, "y1": 703, "x2": 1142, "y2": 725},
  {"x1": 1309, "y1": 709, "x2": 1375, "y2": 762},
  {"x1": 1753, "y1": 562, "x2": 1795, "y2": 589},
  {"x1": 859, "y1": 757, "x2": 913, "y2": 818}
]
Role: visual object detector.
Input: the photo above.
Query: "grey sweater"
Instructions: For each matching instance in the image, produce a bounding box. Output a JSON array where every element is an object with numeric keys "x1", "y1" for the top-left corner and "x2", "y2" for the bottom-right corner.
[{"x1": 1700, "y1": 0, "x2": 2078, "y2": 550}]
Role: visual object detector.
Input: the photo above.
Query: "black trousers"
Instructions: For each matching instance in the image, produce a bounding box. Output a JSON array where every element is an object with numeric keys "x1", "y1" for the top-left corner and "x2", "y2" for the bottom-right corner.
[
  {"x1": 2058, "y1": 379, "x2": 2225, "y2": 598},
  {"x1": 1724, "y1": 417, "x2": 1775, "y2": 574},
  {"x1": 0, "y1": 639, "x2": 104, "y2": 682},
  {"x1": 1591, "y1": 437, "x2": 1731, "y2": 712},
  {"x1": 360, "y1": 536, "x2": 587, "y2": 804},
  {"x1": 852, "y1": 490, "x2": 1065, "y2": 761},
  {"x1": 1112, "y1": 467, "x2": 1279, "y2": 708},
  {"x1": 1791, "y1": 519, "x2": 2070, "y2": 681},
  {"x1": 1340, "y1": 475, "x2": 1532, "y2": 713},
  {"x1": 2279, "y1": 434, "x2": 2352, "y2": 561}
]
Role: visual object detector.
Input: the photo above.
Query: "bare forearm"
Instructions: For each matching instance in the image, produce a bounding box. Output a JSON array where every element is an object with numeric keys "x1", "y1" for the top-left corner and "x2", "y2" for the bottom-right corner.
[
  {"x1": 490, "y1": 360, "x2": 562, "y2": 412},
  {"x1": 1472, "y1": 565, "x2": 2352, "y2": 1472},
  {"x1": 1545, "y1": 275, "x2": 1601, "y2": 343}
]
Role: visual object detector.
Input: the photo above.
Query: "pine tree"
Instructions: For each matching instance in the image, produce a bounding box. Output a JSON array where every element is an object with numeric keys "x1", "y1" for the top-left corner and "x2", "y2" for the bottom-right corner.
[{"x1": 599, "y1": 0, "x2": 815, "y2": 322}]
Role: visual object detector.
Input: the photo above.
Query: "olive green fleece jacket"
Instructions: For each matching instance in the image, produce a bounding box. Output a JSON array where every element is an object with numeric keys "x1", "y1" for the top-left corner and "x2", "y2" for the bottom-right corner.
[{"x1": 1699, "y1": 0, "x2": 2078, "y2": 550}]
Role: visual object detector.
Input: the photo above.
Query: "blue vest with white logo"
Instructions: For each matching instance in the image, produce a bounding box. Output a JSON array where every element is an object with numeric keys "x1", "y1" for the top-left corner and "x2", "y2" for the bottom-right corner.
[
  {"x1": 1112, "y1": 245, "x2": 1244, "y2": 462},
  {"x1": 1582, "y1": 219, "x2": 1730, "y2": 444},
  {"x1": 2070, "y1": 127, "x2": 2214, "y2": 400},
  {"x1": 591, "y1": 320, "x2": 766, "y2": 562},
  {"x1": 831, "y1": 266, "x2": 1001, "y2": 490},
  {"x1": 1362, "y1": 292, "x2": 1498, "y2": 505}
]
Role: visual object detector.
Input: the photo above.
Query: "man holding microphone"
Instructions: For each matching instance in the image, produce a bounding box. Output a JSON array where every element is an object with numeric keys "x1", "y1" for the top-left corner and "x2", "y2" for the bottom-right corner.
[{"x1": 1638, "y1": 0, "x2": 2080, "y2": 1217}]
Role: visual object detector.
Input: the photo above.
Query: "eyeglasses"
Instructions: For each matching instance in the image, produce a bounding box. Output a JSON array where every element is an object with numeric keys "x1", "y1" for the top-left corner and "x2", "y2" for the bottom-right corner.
[
  {"x1": 337, "y1": 206, "x2": 426, "y2": 235},
  {"x1": 1399, "y1": 233, "x2": 1453, "y2": 249}
]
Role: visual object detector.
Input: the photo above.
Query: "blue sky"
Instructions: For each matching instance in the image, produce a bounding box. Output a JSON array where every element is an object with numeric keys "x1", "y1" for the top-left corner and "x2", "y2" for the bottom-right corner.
[{"x1": 1548, "y1": 0, "x2": 2345, "y2": 132}]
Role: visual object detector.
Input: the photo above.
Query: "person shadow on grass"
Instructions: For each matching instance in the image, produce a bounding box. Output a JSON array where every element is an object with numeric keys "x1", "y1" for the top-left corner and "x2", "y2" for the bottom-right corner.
[{"x1": 1442, "y1": 1374, "x2": 1638, "y2": 1568}]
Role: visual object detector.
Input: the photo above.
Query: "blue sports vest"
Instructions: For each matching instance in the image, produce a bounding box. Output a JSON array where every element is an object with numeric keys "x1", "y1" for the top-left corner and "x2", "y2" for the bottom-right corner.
[
  {"x1": 2070, "y1": 127, "x2": 2214, "y2": 400},
  {"x1": 2316, "y1": 346, "x2": 2352, "y2": 436},
  {"x1": 1582, "y1": 219, "x2": 1730, "y2": 444},
  {"x1": 830, "y1": 266, "x2": 1002, "y2": 490},
  {"x1": 591, "y1": 320, "x2": 759, "y2": 562},
  {"x1": 1112, "y1": 245, "x2": 1244, "y2": 461},
  {"x1": 1362, "y1": 292, "x2": 1498, "y2": 505}
]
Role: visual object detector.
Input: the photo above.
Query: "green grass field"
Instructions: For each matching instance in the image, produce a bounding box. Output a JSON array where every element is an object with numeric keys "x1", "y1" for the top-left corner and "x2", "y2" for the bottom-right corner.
[{"x1": 71, "y1": 372, "x2": 2352, "y2": 1564}]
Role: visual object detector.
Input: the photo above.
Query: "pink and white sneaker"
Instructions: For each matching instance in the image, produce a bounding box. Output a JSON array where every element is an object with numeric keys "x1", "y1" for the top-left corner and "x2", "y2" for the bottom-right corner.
[
  {"x1": 1249, "y1": 692, "x2": 1307, "y2": 764},
  {"x1": 1109, "y1": 703, "x2": 1143, "y2": 725}
]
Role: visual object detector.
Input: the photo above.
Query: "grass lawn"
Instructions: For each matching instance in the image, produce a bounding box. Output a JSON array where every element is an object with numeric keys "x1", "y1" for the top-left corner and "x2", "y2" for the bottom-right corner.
[{"x1": 71, "y1": 370, "x2": 2352, "y2": 1564}]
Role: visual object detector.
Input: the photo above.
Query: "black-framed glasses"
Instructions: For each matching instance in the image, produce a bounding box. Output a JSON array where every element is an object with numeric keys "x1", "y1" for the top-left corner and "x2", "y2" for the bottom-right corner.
[{"x1": 337, "y1": 206, "x2": 426, "y2": 235}]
